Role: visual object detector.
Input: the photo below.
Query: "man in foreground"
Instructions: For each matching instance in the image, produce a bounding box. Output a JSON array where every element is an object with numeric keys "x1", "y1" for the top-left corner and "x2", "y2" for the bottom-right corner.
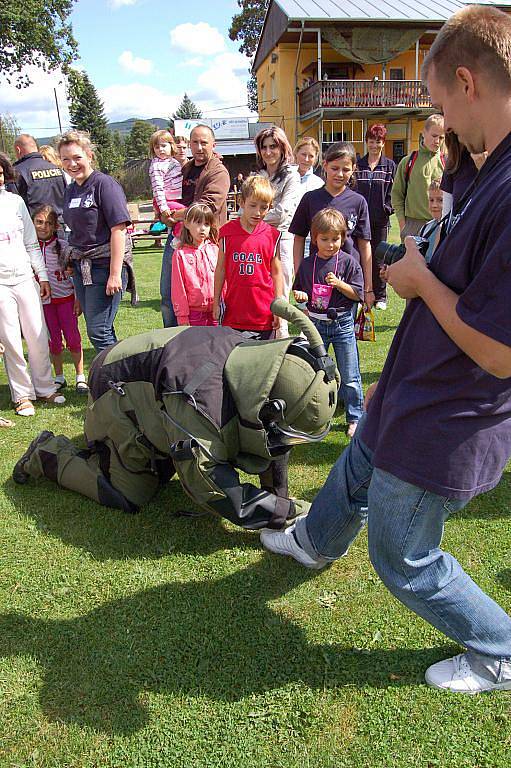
[{"x1": 261, "y1": 5, "x2": 511, "y2": 693}]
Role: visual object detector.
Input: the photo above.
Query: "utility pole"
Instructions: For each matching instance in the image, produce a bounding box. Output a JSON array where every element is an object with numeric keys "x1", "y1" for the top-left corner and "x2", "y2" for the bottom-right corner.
[{"x1": 54, "y1": 88, "x2": 63, "y2": 133}]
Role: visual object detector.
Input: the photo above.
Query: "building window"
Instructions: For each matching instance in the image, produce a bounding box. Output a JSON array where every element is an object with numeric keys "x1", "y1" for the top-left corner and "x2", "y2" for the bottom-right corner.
[
  {"x1": 390, "y1": 68, "x2": 404, "y2": 81},
  {"x1": 270, "y1": 73, "x2": 277, "y2": 102},
  {"x1": 260, "y1": 82, "x2": 265, "y2": 110}
]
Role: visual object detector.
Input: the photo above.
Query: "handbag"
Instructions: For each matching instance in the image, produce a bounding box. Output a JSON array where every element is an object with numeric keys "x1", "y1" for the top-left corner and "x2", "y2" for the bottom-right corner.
[{"x1": 354, "y1": 305, "x2": 376, "y2": 342}]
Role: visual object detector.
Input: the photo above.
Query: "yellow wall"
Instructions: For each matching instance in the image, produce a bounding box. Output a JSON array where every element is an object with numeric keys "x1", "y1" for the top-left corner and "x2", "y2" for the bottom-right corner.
[{"x1": 257, "y1": 40, "x2": 432, "y2": 153}]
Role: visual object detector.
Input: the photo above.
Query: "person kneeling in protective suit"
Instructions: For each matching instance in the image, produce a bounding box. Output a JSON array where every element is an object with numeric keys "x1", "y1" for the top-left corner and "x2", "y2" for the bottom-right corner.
[{"x1": 13, "y1": 299, "x2": 339, "y2": 530}]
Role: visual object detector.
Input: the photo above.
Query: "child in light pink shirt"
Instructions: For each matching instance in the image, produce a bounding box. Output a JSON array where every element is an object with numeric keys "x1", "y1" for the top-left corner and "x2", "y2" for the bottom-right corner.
[
  {"x1": 171, "y1": 203, "x2": 219, "y2": 326},
  {"x1": 148, "y1": 130, "x2": 185, "y2": 237}
]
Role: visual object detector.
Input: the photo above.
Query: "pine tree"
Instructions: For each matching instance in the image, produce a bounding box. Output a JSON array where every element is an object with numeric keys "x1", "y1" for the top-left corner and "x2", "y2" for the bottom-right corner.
[
  {"x1": 125, "y1": 120, "x2": 156, "y2": 160},
  {"x1": 229, "y1": 1, "x2": 269, "y2": 111},
  {"x1": 67, "y1": 69, "x2": 112, "y2": 172},
  {"x1": 172, "y1": 94, "x2": 203, "y2": 121},
  {"x1": 0, "y1": 113, "x2": 21, "y2": 159}
]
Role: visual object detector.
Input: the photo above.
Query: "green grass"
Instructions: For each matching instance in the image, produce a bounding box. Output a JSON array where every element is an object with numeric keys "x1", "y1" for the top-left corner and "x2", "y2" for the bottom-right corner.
[{"x1": 0, "y1": 218, "x2": 510, "y2": 767}]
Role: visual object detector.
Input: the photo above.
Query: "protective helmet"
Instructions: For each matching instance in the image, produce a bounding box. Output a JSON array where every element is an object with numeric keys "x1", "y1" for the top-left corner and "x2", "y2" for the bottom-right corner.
[{"x1": 261, "y1": 343, "x2": 339, "y2": 453}]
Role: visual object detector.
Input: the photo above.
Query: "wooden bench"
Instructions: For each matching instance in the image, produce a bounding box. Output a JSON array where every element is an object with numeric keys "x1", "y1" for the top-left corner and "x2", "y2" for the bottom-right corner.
[{"x1": 127, "y1": 201, "x2": 169, "y2": 247}]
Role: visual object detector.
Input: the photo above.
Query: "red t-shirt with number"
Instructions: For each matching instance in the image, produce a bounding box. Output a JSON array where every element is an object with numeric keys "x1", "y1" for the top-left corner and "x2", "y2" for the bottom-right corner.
[{"x1": 219, "y1": 218, "x2": 281, "y2": 331}]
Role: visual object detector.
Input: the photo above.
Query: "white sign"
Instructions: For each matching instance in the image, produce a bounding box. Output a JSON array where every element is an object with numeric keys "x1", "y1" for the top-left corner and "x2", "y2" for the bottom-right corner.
[{"x1": 174, "y1": 117, "x2": 249, "y2": 140}]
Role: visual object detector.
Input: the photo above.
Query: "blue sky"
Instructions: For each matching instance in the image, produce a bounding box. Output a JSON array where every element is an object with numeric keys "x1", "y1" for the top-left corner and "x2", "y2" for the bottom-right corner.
[{"x1": 1, "y1": 0, "x2": 256, "y2": 137}]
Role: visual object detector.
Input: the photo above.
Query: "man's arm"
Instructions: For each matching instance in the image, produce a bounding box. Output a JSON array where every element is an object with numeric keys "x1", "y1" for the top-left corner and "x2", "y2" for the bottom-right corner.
[
  {"x1": 356, "y1": 238, "x2": 374, "y2": 309},
  {"x1": 386, "y1": 238, "x2": 511, "y2": 379},
  {"x1": 293, "y1": 235, "x2": 306, "y2": 275}
]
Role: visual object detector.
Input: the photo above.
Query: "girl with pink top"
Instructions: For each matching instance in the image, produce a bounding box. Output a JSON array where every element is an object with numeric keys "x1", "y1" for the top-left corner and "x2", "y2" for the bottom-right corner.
[
  {"x1": 148, "y1": 130, "x2": 185, "y2": 233},
  {"x1": 32, "y1": 205, "x2": 88, "y2": 394},
  {"x1": 171, "y1": 203, "x2": 219, "y2": 326}
]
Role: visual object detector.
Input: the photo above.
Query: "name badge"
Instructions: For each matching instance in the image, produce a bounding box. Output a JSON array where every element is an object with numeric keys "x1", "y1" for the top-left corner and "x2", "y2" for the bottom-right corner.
[{"x1": 69, "y1": 198, "x2": 82, "y2": 208}]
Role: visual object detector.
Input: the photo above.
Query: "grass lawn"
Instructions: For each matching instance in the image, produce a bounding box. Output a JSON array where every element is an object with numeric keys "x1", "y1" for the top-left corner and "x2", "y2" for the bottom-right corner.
[{"x1": 0, "y1": 218, "x2": 510, "y2": 767}]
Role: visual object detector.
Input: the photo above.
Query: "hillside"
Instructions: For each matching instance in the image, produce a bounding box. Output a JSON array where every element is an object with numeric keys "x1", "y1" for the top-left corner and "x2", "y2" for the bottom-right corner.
[{"x1": 36, "y1": 117, "x2": 168, "y2": 145}]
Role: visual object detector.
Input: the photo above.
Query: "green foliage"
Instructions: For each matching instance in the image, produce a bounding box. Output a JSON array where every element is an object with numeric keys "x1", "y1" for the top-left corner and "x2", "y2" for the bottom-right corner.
[
  {"x1": 229, "y1": 1, "x2": 269, "y2": 112},
  {"x1": 0, "y1": 0, "x2": 78, "y2": 86},
  {"x1": 172, "y1": 93, "x2": 203, "y2": 121},
  {"x1": 67, "y1": 69, "x2": 114, "y2": 173},
  {"x1": 125, "y1": 120, "x2": 156, "y2": 161},
  {"x1": 229, "y1": 0, "x2": 269, "y2": 57},
  {"x1": 0, "y1": 113, "x2": 20, "y2": 159}
]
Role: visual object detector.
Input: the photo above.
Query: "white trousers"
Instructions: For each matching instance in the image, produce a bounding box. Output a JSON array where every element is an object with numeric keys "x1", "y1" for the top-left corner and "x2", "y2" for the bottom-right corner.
[
  {"x1": 276, "y1": 233, "x2": 294, "y2": 339},
  {"x1": 0, "y1": 278, "x2": 55, "y2": 402}
]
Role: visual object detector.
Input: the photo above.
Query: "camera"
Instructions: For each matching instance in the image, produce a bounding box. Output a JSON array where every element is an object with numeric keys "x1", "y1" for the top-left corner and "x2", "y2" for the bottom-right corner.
[{"x1": 374, "y1": 235, "x2": 430, "y2": 266}]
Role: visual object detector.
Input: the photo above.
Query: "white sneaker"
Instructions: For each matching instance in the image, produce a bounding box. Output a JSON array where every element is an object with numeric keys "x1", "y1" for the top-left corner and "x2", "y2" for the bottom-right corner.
[
  {"x1": 425, "y1": 653, "x2": 511, "y2": 694},
  {"x1": 260, "y1": 524, "x2": 325, "y2": 569},
  {"x1": 375, "y1": 301, "x2": 387, "y2": 310}
]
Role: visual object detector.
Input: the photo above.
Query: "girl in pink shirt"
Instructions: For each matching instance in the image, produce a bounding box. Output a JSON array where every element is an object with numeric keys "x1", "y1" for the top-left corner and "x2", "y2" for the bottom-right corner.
[{"x1": 171, "y1": 203, "x2": 219, "y2": 326}]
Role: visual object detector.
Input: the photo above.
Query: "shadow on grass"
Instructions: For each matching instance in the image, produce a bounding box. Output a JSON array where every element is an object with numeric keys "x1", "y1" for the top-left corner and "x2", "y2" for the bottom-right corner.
[
  {"x1": 452, "y1": 473, "x2": 511, "y2": 520},
  {"x1": 497, "y1": 569, "x2": 511, "y2": 591},
  {"x1": 0, "y1": 555, "x2": 452, "y2": 735}
]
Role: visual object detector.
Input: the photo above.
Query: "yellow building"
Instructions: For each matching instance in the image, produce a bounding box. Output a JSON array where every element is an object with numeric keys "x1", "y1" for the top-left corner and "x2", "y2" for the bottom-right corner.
[{"x1": 253, "y1": 0, "x2": 508, "y2": 162}]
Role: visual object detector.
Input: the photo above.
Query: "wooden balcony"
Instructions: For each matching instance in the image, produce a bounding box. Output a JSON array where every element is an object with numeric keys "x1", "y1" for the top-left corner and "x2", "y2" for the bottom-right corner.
[{"x1": 299, "y1": 80, "x2": 432, "y2": 117}]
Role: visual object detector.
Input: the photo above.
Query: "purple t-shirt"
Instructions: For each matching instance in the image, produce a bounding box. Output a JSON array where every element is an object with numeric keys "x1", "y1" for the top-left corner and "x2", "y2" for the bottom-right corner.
[
  {"x1": 440, "y1": 149, "x2": 478, "y2": 209},
  {"x1": 293, "y1": 249, "x2": 363, "y2": 314},
  {"x1": 64, "y1": 171, "x2": 130, "y2": 249},
  {"x1": 289, "y1": 186, "x2": 371, "y2": 263},
  {"x1": 362, "y1": 132, "x2": 511, "y2": 501}
]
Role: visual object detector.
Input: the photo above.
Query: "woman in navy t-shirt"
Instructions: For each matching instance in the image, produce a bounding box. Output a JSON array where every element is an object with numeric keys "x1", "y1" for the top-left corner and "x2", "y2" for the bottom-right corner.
[
  {"x1": 58, "y1": 131, "x2": 131, "y2": 352},
  {"x1": 290, "y1": 142, "x2": 374, "y2": 309}
]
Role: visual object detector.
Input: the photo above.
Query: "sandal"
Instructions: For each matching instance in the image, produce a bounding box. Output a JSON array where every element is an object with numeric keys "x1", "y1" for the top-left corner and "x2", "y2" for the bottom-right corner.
[
  {"x1": 38, "y1": 392, "x2": 66, "y2": 405},
  {"x1": 15, "y1": 399, "x2": 35, "y2": 417},
  {"x1": 0, "y1": 416, "x2": 15, "y2": 427},
  {"x1": 54, "y1": 379, "x2": 67, "y2": 390},
  {"x1": 75, "y1": 380, "x2": 89, "y2": 395}
]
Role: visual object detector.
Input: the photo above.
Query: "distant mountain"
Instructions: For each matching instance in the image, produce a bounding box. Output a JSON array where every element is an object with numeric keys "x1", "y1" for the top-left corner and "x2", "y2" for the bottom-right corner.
[
  {"x1": 36, "y1": 117, "x2": 169, "y2": 145},
  {"x1": 106, "y1": 117, "x2": 169, "y2": 136}
]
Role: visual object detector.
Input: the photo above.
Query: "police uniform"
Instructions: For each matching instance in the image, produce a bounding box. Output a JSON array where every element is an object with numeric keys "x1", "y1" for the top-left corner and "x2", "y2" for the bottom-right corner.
[
  {"x1": 13, "y1": 153, "x2": 67, "y2": 220},
  {"x1": 13, "y1": 301, "x2": 339, "y2": 530}
]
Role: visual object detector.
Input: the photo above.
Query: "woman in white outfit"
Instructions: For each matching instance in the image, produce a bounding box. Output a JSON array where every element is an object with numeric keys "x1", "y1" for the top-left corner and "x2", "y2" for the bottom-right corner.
[
  {"x1": 294, "y1": 136, "x2": 324, "y2": 258},
  {"x1": 0, "y1": 153, "x2": 65, "y2": 416},
  {"x1": 254, "y1": 126, "x2": 301, "y2": 337}
]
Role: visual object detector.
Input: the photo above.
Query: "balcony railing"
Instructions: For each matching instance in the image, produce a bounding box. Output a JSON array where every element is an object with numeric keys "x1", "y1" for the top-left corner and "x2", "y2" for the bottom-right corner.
[{"x1": 299, "y1": 80, "x2": 432, "y2": 115}]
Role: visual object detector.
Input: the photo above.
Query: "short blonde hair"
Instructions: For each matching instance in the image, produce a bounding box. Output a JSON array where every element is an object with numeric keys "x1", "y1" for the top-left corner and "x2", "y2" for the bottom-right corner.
[
  {"x1": 57, "y1": 130, "x2": 96, "y2": 162},
  {"x1": 310, "y1": 208, "x2": 347, "y2": 245},
  {"x1": 149, "y1": 130, "x2": 175, "y2": 158},
  {"x1": 39, "y1": 145, "x2": 62, "y2": 167},
  {"x1": 294, "y1": 136, "x2": 320, "y2": 159},
  {"x1": 241, "y1": 175, "x2": 274, "y2": 206},
  {"x1": 422, "y1": 6, "x2": 511, "y2": 93},
  {"x1": 424, "y1": 114, "x2": 444, "y2": 132}
]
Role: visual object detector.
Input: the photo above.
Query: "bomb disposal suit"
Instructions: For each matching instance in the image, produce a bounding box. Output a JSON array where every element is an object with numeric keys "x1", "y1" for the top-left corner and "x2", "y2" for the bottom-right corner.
[{"x1": 14, "y1": 300, "x2": 339, "y2": 530}]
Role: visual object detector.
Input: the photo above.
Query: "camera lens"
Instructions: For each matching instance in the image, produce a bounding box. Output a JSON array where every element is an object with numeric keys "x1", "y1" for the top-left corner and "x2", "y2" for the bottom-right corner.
[{"x1": 374, "y1": 241, "x2": 406, "y2": 266}]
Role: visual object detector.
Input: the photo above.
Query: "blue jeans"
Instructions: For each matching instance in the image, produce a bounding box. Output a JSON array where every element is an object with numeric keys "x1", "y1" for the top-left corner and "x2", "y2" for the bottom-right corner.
[
  {"x1": 160, "y1": 238, "x2": 177, "y2": 328},
  {"x1": 73, "y1": 263, "x2": 127, "y2": 353},
  {"x1": 312, "y1": 313, "x2": 363, "y2": 423},
  {"x1": 295, "y1": 414, "x2": 511, "y2": 659}
]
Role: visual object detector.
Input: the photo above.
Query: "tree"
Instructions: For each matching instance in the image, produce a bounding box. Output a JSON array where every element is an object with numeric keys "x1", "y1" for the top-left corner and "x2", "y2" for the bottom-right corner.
[
  {"x1": 0, "y1": 113, "x2": 21, "y2": 158},
  {"x1": 229, "y1": 0, "x2": 269, "y2": 112},
  {"x1": 172, "y1": 94, "x2": 203, "y2": 121},
  {"x1": 0, "y1": 1, "x2": 78, "y2": 87},
  {"x1": 67, "y1": 69, "x2": 112, "y2": 172},
  {"x1": 125, "y1": 120, "x2": 156, "y2": 161}
]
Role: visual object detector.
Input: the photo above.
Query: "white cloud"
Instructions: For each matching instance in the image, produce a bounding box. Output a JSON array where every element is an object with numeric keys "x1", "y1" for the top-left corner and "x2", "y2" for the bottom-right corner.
[
  {"x1": 109, "y1": 0, "x2": 138, "y2": 8},
  {"x1": 169, "y1": 23, "x2": 225, "y2": 56},
  {"x1": 118, "y1": 50, "x2": 153, "y2": 75},
  {"x1": 99, "y1": 83, "x2": 179, "y2": 122},
  {"x1": 0, "y1": 66, "x2": 70, "y2": 138},
  {"x1": 191, "y1": 52, "x2": 254, "y2": 117},
  {"x1": 181, "y1": 57, "x2": 204, "y2": 69}
]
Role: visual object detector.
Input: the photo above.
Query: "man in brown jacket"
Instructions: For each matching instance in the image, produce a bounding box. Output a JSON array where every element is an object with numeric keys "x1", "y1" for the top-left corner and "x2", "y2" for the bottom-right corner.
[{"x1": 160, "y1": 125, "x2": 230, "y2": 327}]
